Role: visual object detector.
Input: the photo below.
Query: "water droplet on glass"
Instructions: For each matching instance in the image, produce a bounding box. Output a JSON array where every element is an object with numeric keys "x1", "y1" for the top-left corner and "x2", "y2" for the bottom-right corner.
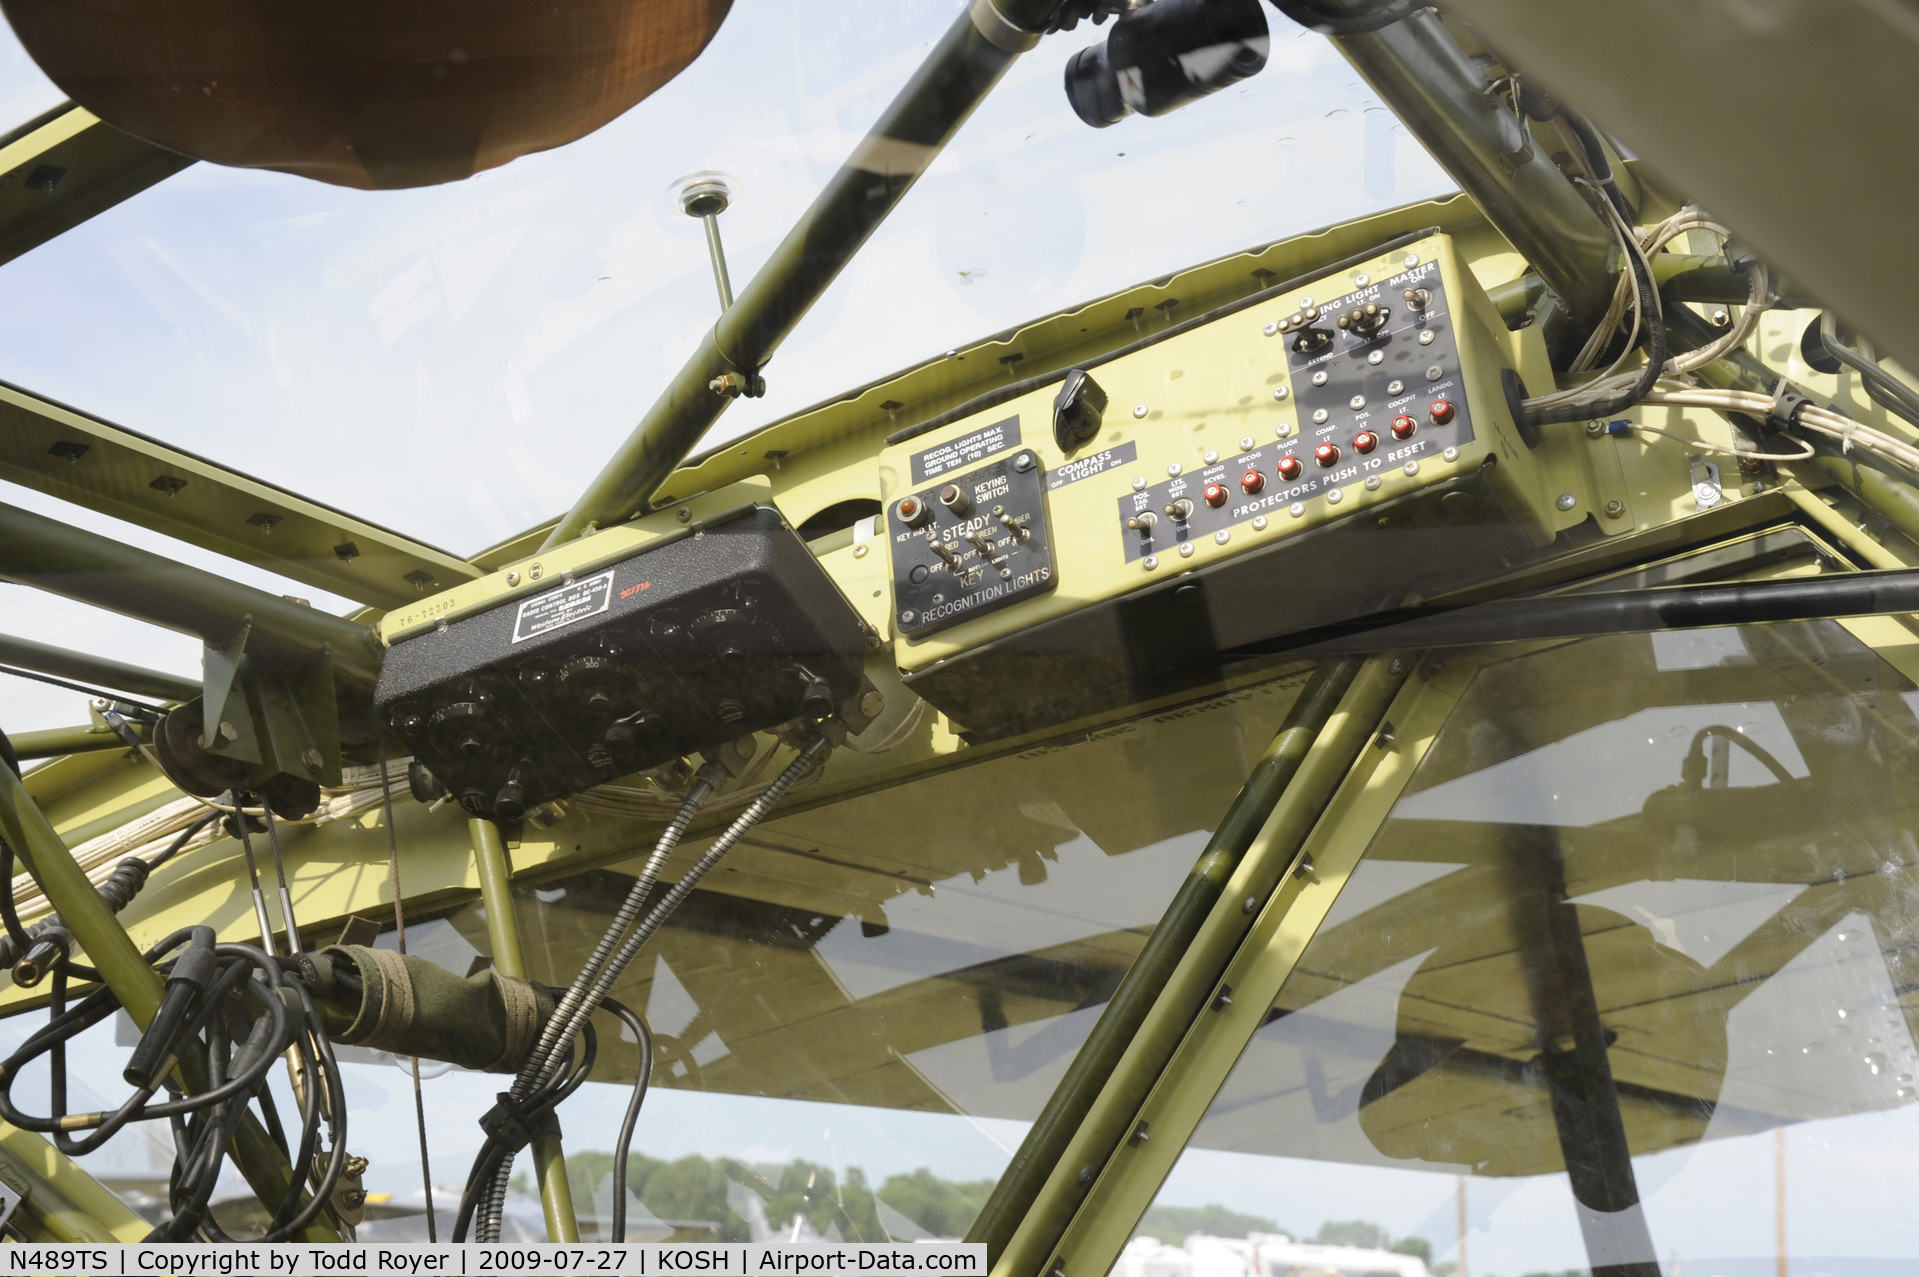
[{"x1": 1325, "y1": 108, "x2": 1351, "y2": 119}]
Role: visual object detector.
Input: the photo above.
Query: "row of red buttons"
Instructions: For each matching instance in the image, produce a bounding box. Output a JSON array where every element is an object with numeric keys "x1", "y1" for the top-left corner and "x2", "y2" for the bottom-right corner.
[{"x1": 1198, "y1": 400, "x2": 1455, "y2": 504}]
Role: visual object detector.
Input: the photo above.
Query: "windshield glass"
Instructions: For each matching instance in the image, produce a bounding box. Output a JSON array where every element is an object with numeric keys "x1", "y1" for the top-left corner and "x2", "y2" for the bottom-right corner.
[{"x1": 1132, "y1": 619, "x2": 1919, "y2": 1275}]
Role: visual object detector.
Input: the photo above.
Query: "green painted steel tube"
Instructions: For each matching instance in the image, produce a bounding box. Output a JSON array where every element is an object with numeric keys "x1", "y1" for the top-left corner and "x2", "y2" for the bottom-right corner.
[
  {"x1": 470, "y1": 817, "x2": 581, "y2": 1243},
  {"x1": 966, "y1": 656, "x2": 1364, "y2": 1262},
  {"x1": 1328, "y1": 8, "x2": 1616, "y2": 327},
  {"x1": 989, "y1": 655, "x2": 1411, "y2": 1277},
  {"x1": 11, "y1": 723, "x2": 146, "y2": 760},
  {"x1": 544, "y1": 0, "x2": 1054, "y2": 546},
  {"x1": 0, "y1": 500, "x2": 381, "y2": 689},
  {"x1": 0, "y1": 762, "x2": 333, "y2": 1241},
  {"x1": 0, "y1": 632, "x2": 199, "y2": 704}
]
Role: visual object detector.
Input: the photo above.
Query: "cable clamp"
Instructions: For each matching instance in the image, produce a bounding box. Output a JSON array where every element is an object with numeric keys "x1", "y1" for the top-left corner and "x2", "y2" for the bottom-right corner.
[
  {"x1": 1765, "y1": 378, "x2": 1812, "y2": 432},
  {"x1": 478, "y1": 1092, "x2": 560, "y2": 1155}
]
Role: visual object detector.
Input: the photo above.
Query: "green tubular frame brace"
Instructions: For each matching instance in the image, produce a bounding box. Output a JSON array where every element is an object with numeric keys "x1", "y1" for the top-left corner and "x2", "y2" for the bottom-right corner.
[
  {"x1": 545, "y1": 0, "x2": 1058, "y2": 545},
  {"x1": 0, "y1": 632, "x2": 200, "y2": 705},
  {"x1": 0, "y1": 764, "x2": 335, "y2": 1241},
  {"x1": 967, "y1": 656, "x2": 1366, "y2": 1262},
  {"x1": 471, "y1": 817, "x2": 581, "y2": 1243},
  {"x1": 975, "y1": 654, "x2": 1412, "y2": 1275},
  {"x1": 10, "y1": 723, "x2": 146, "y2": 761}
]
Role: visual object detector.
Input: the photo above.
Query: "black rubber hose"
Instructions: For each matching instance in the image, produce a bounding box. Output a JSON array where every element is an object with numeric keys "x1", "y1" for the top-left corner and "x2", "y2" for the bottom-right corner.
[
  {"x1": 600, "y1": 997, "x2": 654, "y2": 1243},
  {"x1": 1560, "y1": 107, "x2": 1634, "y2": 224}
]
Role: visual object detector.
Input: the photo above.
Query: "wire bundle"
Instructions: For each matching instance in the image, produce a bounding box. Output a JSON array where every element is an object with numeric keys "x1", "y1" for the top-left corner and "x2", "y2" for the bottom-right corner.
[{"x1": 0, "y1": 925, "x2": 347, "y2": 1241}]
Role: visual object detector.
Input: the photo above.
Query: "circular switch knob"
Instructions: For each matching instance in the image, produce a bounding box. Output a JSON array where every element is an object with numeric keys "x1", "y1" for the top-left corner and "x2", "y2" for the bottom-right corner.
[
  {"x1": 1313, "y1": 442, "x2": 1341, "y2": 468},
  {"x1": 1202, "y1": 483, "x2": 1229, "y2": 508},
  {"x1": 1352, "y1": 431, "x2": 1379, "y2": 455},
  {"x1": 1276, "y1": 455, "x2": 1303, "y2": 481},
  {"x1": 897, "y1": 495, "x2": 931, "y2": 528},
  {"x1": 1240, "y1": 469, "x2": 1265, "y2": 494},
  {"x1": 1391, "y1": 414, "x2": 1417, "y2": 440},
  {"x1": 1429, "y1": 398, "x2": 1456, "y2": 425}
]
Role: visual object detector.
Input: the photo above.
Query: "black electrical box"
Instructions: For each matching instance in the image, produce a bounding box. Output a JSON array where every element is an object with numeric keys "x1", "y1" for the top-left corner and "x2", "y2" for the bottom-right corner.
[{"x1": 375, "y1": 506, "x2": 872, "y2": 820}]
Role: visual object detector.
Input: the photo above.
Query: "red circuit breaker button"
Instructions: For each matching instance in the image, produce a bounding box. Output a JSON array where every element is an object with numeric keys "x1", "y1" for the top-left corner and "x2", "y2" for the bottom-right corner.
[
  {"x1": 1276, "y1": 455, "x2": 1303, "y2": 481},
  {"x1": 1352, "y1": 430, "x2": 1379, "y2": 454},
  {"x1": 1429, "y1": 398, "x2": 1457, "y2": 425},
  {"x1": 1391, "y1": 414, "x2": 1417, "y2": 440},
  {"x1": 1313, "y1": 442, "x2": 1341, "y2": 468},
  {"x1": 1202, "y1": 483, "x2": 1229, "y2": 508},
  {"x1": 1241, "y1": 470, "x2": 1266, "y2": 494}
]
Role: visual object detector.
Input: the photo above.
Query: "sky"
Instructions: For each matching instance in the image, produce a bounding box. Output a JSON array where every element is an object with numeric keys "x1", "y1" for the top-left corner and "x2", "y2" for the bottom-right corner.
[{"x1": 0, "y1": 0, "x2": 1446, "y2": 737}]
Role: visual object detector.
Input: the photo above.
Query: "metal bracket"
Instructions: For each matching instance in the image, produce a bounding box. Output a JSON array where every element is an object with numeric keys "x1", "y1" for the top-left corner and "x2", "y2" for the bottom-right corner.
[{"x1": 200, "y1": 620, "x2": 261, "y2": 764}]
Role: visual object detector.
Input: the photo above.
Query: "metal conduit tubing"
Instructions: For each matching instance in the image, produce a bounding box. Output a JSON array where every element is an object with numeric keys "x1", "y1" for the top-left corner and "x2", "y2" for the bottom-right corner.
[
  {"x1": 0, "y1": 763, "x2": 335, "y2": 1241},
  {"x1": 981, "y1": 655, "x2": 1412, "y2": 1277},
  {"x1": 543, "y1": 0, "x2": 1060, "y2": 547},
  {"x1": 967, "y1": 657, "x2": 1366, "y2": 1263},
  {"x1": 0, "y1": 633, "x2": 199, "y2": 705},
  {"x1": 470, "y1": 818, "x2": 581, "y2": 1243},
  {"x1": 0, "y1": 501, "x2": 382, "y2": 690},
  {"x1": 11, "y1": 724, "x2": 148, "y2": 761},
  {"x1": 1327, "y1": 8, "x2": 1617, "y2": 328},
  {"x1": 1665, "y1": 306, "x2": 1919, "y2": 549}
]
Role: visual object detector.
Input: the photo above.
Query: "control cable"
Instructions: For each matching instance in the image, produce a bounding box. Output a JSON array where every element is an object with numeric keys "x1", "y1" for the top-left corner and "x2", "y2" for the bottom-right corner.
[{"x1": 378, "y1": 738, "x2": 438, "y2": 1242}]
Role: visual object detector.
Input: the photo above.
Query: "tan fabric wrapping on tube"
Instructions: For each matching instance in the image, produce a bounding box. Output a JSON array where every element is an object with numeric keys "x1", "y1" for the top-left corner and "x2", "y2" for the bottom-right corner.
[{"x1": 326, "y1": 945, "x2": 554, "y2": 1073}]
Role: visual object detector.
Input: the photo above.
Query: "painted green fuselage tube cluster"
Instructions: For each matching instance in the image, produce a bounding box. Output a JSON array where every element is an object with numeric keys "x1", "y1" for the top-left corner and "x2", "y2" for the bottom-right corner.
[{"x1": 965, "y1": 657, "x2": 1366, "y2": 1260}]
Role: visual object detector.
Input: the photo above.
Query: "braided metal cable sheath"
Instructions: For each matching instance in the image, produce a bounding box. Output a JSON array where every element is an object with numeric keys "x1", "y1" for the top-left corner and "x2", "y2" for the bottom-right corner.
[
  {"x1": 478, "y1": 741, "x2": 829, "y2": 1240},
  {"x1": 512, "y1": 779, "x2": 714, "y2": 1097}
]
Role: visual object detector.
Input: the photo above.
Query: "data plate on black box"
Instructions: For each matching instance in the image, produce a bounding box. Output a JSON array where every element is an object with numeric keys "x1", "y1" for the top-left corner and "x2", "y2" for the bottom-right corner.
[{"x1": 889, "y1": 450, "x2": 1055, "y2": 637}]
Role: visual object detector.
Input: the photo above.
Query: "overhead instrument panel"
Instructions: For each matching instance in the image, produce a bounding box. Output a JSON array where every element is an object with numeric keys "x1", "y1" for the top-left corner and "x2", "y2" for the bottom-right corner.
[
  {"x1": 1120, "y1": 256, "x2": 1482, "y2": 564},
  {"x1": 877, "y1": 232, "x2": 1563, "y2": 739},
  {"x1": 886, "y1": 444, "x2": 1056, "y2": 637}
]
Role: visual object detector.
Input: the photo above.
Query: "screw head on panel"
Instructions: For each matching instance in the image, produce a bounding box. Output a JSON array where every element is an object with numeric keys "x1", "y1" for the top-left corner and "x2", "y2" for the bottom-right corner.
[
  {"x1": 1134, "y1": 403, "x2": 1148, "y2": 419},
  {"x1": 1556, "y1": 493, "x2": 1578, "y2": 511},
  {"x1": 1273, "y1": 386, "x2": 1290, "y2": 401}
]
